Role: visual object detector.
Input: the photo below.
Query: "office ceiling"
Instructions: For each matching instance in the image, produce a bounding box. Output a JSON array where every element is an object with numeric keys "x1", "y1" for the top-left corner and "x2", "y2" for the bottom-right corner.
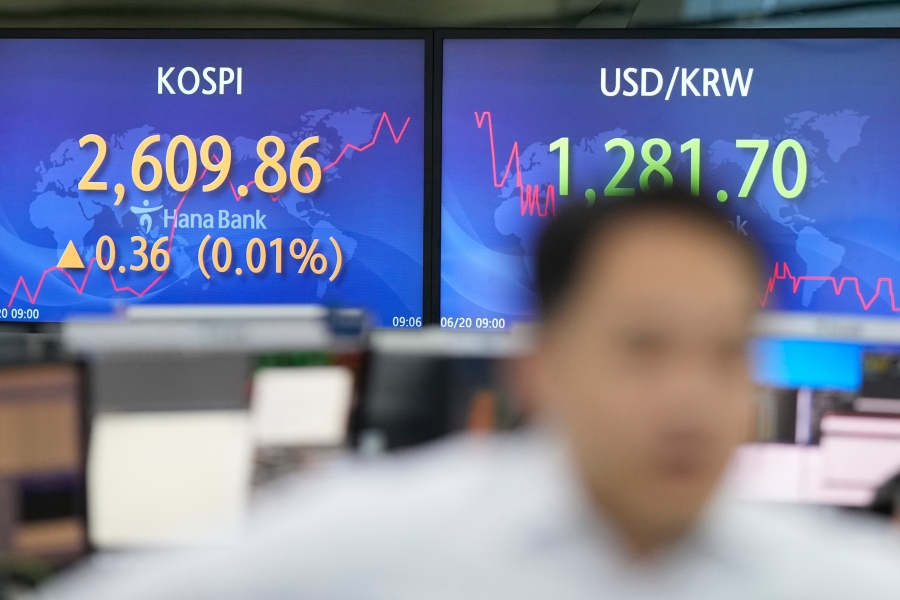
[{"x1": 0, "y1": 0, "x2": 898, "y2": 28}]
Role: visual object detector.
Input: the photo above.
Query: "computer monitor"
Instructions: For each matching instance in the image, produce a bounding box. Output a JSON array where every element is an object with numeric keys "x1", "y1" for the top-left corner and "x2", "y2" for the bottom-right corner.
[
  {"x1": 353, "y1": 330, "x2": 523, "y2": 450},
  {"x1": 438, "y1": 31, "x2": 900, "y2": 330},
  {"x1": 0, "y1": 32, "x2": 428, "y2": 328},
  {"x1": 84, "y1": 349, "x2": 365, "y2": 549},
  {"x1": 736, "y1": 336, "x2": 900, "y2": 507},
  {"x1": 0, "y1": 362, "x2": 86, "y2": 564}
]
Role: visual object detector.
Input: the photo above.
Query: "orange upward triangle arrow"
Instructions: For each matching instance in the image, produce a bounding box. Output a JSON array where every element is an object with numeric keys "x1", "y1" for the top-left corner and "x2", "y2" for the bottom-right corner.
[{"x1": 57, "y1": 241, "x2": 85, "y2": 269}]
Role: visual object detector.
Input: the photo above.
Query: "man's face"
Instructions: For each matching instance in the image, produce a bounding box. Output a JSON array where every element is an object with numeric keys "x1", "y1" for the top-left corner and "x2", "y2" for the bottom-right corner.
[{"x1": 533, "y1": 217, "x2": 757, "y2": 552}]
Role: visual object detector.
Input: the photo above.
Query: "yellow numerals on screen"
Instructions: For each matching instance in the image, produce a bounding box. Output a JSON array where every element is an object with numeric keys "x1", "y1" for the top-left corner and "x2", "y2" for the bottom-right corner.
[
  {"x1": 91, "y1": 236, "x2": 170, "y2": 273},
  {"x1": 76, "y1": 133, "x2": 322, "y2": 197},
  {"x1": 255, "y1": 135, "x2": 322, "y2": 194},
  {"x1": 132, "y1": 134, "x2": 229, "y2": 193}
]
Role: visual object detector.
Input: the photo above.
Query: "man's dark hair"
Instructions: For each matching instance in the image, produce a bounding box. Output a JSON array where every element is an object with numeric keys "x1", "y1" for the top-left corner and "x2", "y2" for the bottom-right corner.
[{"x1": 536, "y1": 189, "x2": 762, "y2": 319}]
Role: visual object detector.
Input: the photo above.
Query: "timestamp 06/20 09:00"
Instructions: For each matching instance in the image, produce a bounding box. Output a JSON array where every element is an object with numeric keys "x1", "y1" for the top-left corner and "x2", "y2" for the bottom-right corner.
[
  {"x1": 0, "y1": 308, "x2": 40, "y2": 320},
  {"x1": 441, "y1": 317, "x2": 507, "y2": 330}
]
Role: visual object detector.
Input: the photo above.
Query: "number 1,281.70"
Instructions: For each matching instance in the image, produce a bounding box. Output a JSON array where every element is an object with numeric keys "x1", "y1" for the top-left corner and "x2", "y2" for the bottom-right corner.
[{"x1": 549, "y1": 137, "x2": 807, "y2": 201}]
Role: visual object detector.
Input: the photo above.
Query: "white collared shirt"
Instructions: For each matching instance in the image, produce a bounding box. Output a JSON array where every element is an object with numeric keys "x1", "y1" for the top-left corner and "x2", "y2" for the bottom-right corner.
[{"x1": 41, "y1": 431, "x2": 900, "y2": 599}]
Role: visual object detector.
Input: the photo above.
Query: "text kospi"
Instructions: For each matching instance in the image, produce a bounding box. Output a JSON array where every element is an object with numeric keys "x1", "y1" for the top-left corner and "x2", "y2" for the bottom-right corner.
[{"x1": 158, "y1": 67, "x2": 243, "y2": 95}]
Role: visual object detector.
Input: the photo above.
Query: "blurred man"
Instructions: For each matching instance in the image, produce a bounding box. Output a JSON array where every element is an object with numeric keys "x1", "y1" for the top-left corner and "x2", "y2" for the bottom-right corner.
[
  {"x1": 43, "y1": 192, "x2": 900, "y2": 599},
  {"x1": 527, "y1": 192, "x2": 759, "y2": 558}
]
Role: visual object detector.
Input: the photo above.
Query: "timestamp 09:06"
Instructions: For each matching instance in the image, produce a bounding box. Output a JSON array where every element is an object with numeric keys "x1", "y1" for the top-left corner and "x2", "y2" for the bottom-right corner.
[
  {"x1": 0, "y1": 308, "x2": 40, "y2": 320},
  {"x1": 441, "y1": 317, "x2": 507, "y2": 330},
  {"x1": 392, "y1": 316, "x2": 423, "y2": 328}
]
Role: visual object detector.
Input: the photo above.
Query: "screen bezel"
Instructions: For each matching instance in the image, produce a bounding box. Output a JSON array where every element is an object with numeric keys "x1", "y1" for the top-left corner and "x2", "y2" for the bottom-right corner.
[
  {"x1": 432, "y1": 28, "x2": 900, "y2": 333},
  {"x1": 0, "y1": 28, "x2": 434, "y2": 328}
]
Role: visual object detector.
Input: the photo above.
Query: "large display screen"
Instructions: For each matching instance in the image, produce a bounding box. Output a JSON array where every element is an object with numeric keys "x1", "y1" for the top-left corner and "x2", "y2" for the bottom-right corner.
[
  {"x1": 0, "y1": 37, "x2": 425, "y2": 327},
  {"x1": 440, "y1": 36, "x2": 900, "y2": 330}
]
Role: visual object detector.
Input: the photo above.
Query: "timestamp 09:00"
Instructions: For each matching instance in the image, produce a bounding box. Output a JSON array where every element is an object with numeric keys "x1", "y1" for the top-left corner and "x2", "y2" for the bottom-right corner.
[
  {"x1": 441, "y1": 317, "x2": 507, "y2": 330},
  {"x1": 0, "y1": 308, "x2": 40, "y2": 320}
]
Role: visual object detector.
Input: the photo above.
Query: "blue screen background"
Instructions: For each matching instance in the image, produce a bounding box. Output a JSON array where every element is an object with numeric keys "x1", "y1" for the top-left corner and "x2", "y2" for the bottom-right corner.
[
  {"x1": 753, "y1": 338, "x2": 863, "y2": 390},
  {"x1": 441, "y1": 38, "x2": 900, "y2": 328},
  {"x1": 0, "y1": 39, "x2": 424, "y2": 326}
]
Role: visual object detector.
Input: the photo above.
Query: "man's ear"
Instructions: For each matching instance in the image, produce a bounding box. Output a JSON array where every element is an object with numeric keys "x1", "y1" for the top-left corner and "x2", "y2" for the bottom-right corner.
[
  {"x1": 745, "y1": 383, "x2": 761, "y2": 444},
  {"x1": 504, "y1": 349, "x2": 551, "y2": 420}
]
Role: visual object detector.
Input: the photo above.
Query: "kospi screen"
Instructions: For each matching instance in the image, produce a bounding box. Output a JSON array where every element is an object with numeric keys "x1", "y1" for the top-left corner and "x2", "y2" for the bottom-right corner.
[
  {"x1": 439, "y1": 34, "x2": 900, "y2": 330},
  {"x1": 0, "y1": 36, "x2": 425, "y2": 327}
]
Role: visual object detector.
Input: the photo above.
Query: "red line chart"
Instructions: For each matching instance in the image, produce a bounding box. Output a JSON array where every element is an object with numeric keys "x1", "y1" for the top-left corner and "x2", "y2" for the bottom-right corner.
[
  {"x1": 474, "y1": 111, "x2": 556, "y2": 217},
  {"x1": 7, "y1": 112, "x2": 411, "y2": 308},
  {"x1": 759, "y1": 262, "x2": 900, "y2": 311},
  {"x1": 474, "y1": 112, "x2": 899, "y2": 313},
  {"x1": 227, "y1": 112, "x2": 410, "y2": 202}
]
